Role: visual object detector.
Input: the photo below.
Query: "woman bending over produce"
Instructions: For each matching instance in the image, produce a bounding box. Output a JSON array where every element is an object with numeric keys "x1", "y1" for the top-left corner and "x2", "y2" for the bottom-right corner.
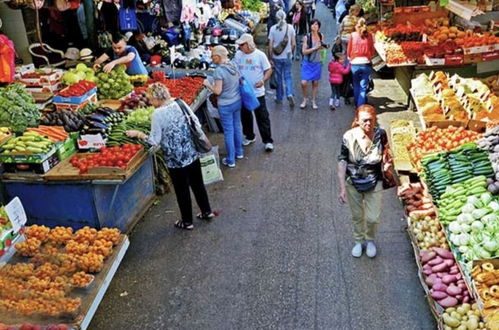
[
  {"x1": 337, "y1": 105, "x2": 393, "y2": 258},
  {"x1": 126, "y1": 83, "x2": 216, "y2": 230}
]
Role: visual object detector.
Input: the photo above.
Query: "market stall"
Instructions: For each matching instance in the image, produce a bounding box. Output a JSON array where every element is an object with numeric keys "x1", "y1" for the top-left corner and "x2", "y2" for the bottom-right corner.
[
  {"x1": 392, "y1": 113, "x2": 499, "y2": 328},
  {"x1": 372, "y1": 4, "x2": 499, "y2": 106},
  {"x1": 0, "y1": 201, "x2": 130, "y2": 329}
]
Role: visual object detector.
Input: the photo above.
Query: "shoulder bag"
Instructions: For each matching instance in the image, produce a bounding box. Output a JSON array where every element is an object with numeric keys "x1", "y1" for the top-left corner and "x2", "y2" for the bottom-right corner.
[
  {"x1": 175, "y1": 99, "x2": 212, "y2": 153},
  {"x1": 272, "y1": 24, "x2": 289, "y2": 56},
  {"x1": 380, "y1": 128, "x2": 399, "y2": 189}
]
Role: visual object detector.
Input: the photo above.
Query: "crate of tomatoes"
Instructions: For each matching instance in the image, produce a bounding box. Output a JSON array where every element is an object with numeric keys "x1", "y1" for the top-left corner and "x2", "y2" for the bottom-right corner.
[{"x1": 69, "y1": 144, "x2": 144, "y2": 175}]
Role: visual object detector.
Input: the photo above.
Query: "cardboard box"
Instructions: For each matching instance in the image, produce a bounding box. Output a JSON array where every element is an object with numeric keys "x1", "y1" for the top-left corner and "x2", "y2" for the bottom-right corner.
[
  {"x1": 482, "y1": 51, "x2": 499, "y2": 62},
  {"x1": 0, "y1": 146, "x2": 57, "y2": 164},
  {"x1": 77, "y1": 134, "x2": 107, "y2": 150},
  {"x1": 463, "y1": 53, "x2": 483, "y2": 64},
  {"x1": 2, "y1": 152, "x2": 59, "y2": 174},
  {"x1": 54, "y1": 94, "x2": 97, "y2": 112},
  {"x1": 18, "y1": 68, "x2": 62, "y2": 86},
  {"x1": 53, "y1": 87, "x2": 97, "y2": 104},
  {"x1": 445, "y1": 54, "x2": 464, "y2": 66},
  {"x1": 55, "y1": 134, "x2": 78, "y2": 161},
  {"x1": 24, "y1": 83, "x2": 59, "y2": 93},
  {"x1": 425, "y1": 56, "x2": 445, "y2": 66}
]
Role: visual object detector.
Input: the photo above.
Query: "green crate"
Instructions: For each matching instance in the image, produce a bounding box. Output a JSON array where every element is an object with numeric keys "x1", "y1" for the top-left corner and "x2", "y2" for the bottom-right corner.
[
  {"x1": 0, "y1": 146, "x2": 57, "y2": 164},
  {"x1": 55, "y1": 135, "x2": 78, "y2": 161}
]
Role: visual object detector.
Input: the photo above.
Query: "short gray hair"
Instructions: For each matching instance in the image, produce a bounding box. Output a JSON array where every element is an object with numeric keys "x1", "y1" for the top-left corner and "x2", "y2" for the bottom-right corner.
[{"x1": 147, "y1": 82, "x2": 170, "y2": 101}]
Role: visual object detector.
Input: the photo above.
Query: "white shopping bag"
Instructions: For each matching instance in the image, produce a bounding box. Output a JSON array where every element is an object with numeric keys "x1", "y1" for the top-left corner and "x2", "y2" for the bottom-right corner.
[{"x1": 200, "y1": 146, "x2": 223, "y2": 185}]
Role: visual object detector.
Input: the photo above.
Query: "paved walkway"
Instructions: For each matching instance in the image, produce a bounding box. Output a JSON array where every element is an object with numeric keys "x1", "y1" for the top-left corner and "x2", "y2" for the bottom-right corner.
[{"x1": 91, "y1": 5, "x2": 435, "y2": 330}]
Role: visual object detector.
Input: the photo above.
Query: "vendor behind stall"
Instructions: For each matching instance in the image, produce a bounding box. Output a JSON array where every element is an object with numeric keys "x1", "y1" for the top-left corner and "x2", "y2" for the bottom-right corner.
[{"x1": 93, "y1": 33, "x2": 148, "y2": 75}]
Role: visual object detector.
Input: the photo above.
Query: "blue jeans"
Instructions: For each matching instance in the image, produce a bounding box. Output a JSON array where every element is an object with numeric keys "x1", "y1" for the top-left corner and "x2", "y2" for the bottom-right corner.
[
  {"x1": 351, "y1": 64, "x2": 372, "y2": 107},
  {"x1": 219, "y1": 99, "x2": 243, "y2": 165},
  {"x1": 273, "y1": 57, "x2": 294, "y2": 101}
]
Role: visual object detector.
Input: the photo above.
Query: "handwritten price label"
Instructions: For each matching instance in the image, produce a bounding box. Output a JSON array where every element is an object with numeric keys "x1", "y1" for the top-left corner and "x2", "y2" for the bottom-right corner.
[{"x1": 5, "y1": 197, "x2": 27, "y2": 233}]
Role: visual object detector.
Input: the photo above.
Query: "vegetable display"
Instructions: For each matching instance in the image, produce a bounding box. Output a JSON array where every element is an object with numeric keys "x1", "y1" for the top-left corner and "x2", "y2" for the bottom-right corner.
[
  {"x1": 441, "y1": 303, "x2": 486, "y2": 330},
  {"x1": 477, "y1": 127, "x2": 499, "y2": 194},
  {"x1": 61, "y1": 63, "x2": 96, "y2": 85},
  {"x1": 95, "y1": 65, "x2": 133, "y2": 100},
  {"x1": 106, "y1": 106, "x2": 154, "y2": 146},
  {"x1": 80, "y1": 107, "x2": 126, "y2": 137},
  {"x1": 0, "y1": 84, "x2": 40, "y2": 134},
  {"x1": 0, "y1": 132, "x2": 54, "y2": 155},
  {"x1": 421, "y1": 143, "x2": 494, "y2": 200},
  {"x1": 398, "y1": 182, "x2": 436, "y2": 217},
  {"x1": 56, "y1": 80, "x2": 96, "y2": 97},
  {"x1": 41, "y1": 110, "x2": 85, "y2": 133},
  {"x1": 136, "y1": 72, "x2": 205, "y2": 105},
  {"x1": 408, "y1": 126, "x2": 482, "y2": 168},
  {"x1": 420, "y1": 247, "x2": 472, "y2": 307},
  {"x1": 69, "y1": 144, "x2": 143, "y2": 174},
  {"x1": 26, "y1": 126, "x2": 69, "y2": 142},
  {"x1": 410, "y1": 214, "x2": 449, "y2": 251}
]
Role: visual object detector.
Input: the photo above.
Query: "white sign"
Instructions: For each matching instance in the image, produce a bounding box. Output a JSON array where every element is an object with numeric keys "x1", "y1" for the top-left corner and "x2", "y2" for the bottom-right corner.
[
  {"x1": 78, "y1": 134, "x2": 107, "y2": 150},
  {"x1": 5, "y1": 197, "x2": 27, "y2": 233}
]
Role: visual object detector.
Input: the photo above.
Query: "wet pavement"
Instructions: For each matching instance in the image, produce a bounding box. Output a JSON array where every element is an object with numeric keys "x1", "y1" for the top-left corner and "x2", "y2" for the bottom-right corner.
[{"x1": 90, "y1": 5, "x2": 435, "y2": 330}]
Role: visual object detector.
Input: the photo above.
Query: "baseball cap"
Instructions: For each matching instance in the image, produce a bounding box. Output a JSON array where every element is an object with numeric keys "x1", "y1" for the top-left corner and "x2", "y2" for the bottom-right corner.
[{"x1": 235, "y1": 33, "x2": 253, "y2": 45}]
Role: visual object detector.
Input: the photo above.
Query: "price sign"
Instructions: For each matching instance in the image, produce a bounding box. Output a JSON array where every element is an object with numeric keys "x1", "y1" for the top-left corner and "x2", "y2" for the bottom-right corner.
[{"x1": 5, "y1": 197, "x2": 27, "y2": 233}]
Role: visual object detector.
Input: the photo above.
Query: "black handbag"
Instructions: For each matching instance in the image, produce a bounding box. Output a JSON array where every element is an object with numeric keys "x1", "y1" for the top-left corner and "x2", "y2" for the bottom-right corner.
[{"x1": 175, "y1": 99, "x2": 212, "y2": 153}]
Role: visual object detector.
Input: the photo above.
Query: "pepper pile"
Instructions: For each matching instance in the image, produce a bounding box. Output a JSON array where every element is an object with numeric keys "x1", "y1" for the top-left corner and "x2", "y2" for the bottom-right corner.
[
  {"x1": 56, "y1": 81, "x2": 96, "y2": 97},
  {"x1": 136, "y1": 72, "x2": 205, "y2": 105}
]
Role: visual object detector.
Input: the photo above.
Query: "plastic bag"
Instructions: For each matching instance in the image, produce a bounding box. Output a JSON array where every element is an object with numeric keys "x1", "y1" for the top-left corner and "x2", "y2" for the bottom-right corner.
[
  {"x1": 240, "y1": 77, "x2": 260, "y2": 111},
  {"x1": 200, "y1": 146, "x2": 223, "y2": 185}
]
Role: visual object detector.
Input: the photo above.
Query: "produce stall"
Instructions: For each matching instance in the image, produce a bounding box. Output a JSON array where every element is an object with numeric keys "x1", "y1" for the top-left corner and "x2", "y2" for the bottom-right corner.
[
  {"x1": 396, "y1": 119, "x2": 499, "y2": 329},
  {"x1": 372, "y1": 5, "x2": 499, "y2": 104},
  {"x1": 0, "y1": 212, "x2": 130, "y2": 330}
]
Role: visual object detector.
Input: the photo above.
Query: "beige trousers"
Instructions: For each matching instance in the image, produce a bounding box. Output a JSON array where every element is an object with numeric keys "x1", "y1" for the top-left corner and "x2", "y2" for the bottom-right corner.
[{"x1": 346, "y1": 183, "x2": 383, "y2": 243}]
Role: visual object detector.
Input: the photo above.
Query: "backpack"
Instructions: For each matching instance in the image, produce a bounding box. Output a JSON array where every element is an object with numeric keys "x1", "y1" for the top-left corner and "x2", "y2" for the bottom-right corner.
[{"x1": 0, "y1": 35, "x2": 16, "y2": 83}]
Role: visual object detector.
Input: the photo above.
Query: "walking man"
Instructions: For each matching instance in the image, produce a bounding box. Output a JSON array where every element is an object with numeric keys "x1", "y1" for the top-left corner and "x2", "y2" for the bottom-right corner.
[
  {"x1": 233, "y1": 34, "x2": 275, "y2": 152},
  {"x1": 268, "y1": 10, "x2": 296, "y2": 107}
]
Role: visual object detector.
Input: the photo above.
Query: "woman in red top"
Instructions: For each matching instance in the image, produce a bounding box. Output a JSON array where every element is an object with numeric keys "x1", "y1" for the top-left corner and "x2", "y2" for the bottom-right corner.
[{"x1": 347, "y1": 18, "x2": 374, "y2": 107}]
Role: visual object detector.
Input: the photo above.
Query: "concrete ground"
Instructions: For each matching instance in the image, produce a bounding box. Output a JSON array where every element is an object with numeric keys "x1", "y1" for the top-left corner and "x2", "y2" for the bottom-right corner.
[{"x1": 90, "y1": 5, "x2": 435, "y2": 330}]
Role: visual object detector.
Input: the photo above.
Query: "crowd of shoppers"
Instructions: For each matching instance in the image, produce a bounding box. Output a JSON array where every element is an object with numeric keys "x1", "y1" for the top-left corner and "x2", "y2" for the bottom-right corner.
[{"x1": 141, "y1": 0, "x2": 382, "y2": 242}]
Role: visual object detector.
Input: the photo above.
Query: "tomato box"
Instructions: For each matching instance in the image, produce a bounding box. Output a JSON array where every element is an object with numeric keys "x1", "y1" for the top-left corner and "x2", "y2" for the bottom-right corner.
[
  {"x1": 17, "y1": 68, "x2": 62, "y2": 86},
  {"x1": 24, "y1": 83, "x2": 59, "y2": 93},
  {"x1": 424, "y1": 56, "x2": 445, "y2": 66},
  {"x1": 77, "y1": 133, "x2": 107, "y2": 150},
  {"x1": 53, "y1": 87, "x2": 97, "y2": 104},
  {"x1": 463, "y1": 53, "x2": 483, "y2": 64}
]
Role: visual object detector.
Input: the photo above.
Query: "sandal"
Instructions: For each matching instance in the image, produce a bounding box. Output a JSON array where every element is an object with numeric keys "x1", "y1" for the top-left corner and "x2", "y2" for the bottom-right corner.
[
  {"x1": 174, "y1": 220, "x2": 193, "y2": 230},
  {"x1": 196, "y1": 211, "x2": 216, "y2": 221}
]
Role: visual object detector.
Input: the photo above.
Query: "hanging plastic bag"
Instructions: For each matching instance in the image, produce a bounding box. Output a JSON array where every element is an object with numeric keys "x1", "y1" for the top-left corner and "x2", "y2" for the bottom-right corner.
[
  {"x1": 200, "y1": 146, "x2": 224, "y2": 185},
  {"x1": 119, "y1": 8, "x2": 138, "y2": 31},
  {"x1": 240, "y1": 77, "x2": 260, "y2": 111}
]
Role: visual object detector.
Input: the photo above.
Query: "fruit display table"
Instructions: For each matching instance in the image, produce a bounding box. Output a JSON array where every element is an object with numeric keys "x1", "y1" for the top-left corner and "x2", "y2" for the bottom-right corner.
[
  {"x1": 0, "y1": 153, "x2": 155, "y2": 233},
  {"x1": 0, "y1": 234, "x2": 130, "y2": 330}
]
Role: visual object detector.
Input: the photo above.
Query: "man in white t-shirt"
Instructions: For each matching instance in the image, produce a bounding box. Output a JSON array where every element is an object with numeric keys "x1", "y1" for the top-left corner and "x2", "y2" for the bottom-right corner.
[
  {"x1": 233, "y1": 33, "x2": 274, "y2": 152},
  {"x1": 268, "y1": 10, "x2": 296, "y2": 107}
]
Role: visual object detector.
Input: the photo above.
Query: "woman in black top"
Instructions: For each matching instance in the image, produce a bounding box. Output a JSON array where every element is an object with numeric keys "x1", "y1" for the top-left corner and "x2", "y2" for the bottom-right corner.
[{"x1": 287, "y1": 1, "x2": 308, "y2": 60}]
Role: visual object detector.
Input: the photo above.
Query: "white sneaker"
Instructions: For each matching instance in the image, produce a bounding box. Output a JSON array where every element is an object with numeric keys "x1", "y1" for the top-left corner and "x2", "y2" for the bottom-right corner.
[
  {"x1": 264, "y1": 143, "x2": 274, "y2": 152},
  {"x1": 236, "y1": 155, "x2": 244, "y2": 159},
  {"x1": 242, "y1": 138, "x2": 256, "y2": 146},
  {"x1": 222, "y1": 158, "x2": 235, "y2": 168},
  {"x1": 366, "y1": 241, "x2": 377, "y2": 258},
  {"x1": 335, "y1": 98, "x2": 340, "y2": 107},
  {"x1": 329, "y1": 98, "x2": 334, "y2": 106},
  {"x1": 351, "y1": 243, "x2": 363, "y2": 258}
]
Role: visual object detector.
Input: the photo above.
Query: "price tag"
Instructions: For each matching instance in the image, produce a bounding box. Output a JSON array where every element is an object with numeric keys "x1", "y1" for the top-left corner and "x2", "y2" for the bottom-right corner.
[{"x1": 5, "y1": 197, "x2": 27, "y2": 233}]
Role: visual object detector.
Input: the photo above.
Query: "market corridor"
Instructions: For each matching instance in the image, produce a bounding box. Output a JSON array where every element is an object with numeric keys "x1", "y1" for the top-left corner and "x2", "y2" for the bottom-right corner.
[{"x1": 91, "y1": 5, "x2": 436, "y2": 329}]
